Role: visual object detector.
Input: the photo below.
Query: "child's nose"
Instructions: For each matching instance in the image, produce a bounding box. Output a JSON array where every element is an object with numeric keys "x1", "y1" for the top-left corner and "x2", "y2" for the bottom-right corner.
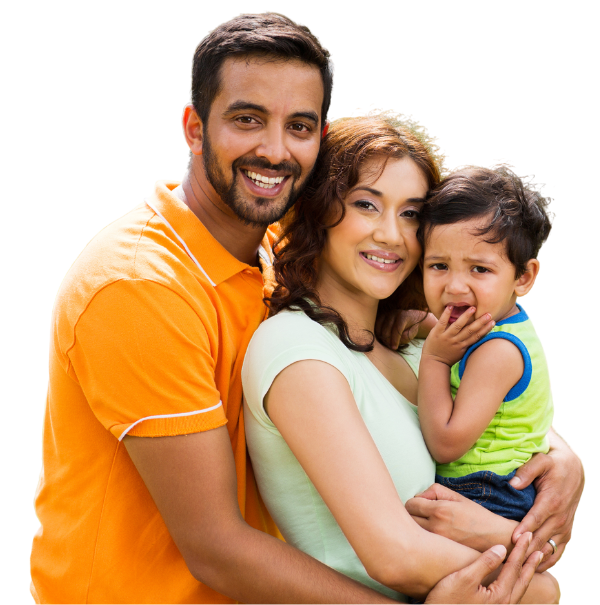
[{"x1": 445, "y1": 273, "x2": 469, "y2": 294}]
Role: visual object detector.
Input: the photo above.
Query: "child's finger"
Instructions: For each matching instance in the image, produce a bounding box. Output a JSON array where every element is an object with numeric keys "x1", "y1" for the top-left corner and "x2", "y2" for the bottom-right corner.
[
  {"x1": 448, "y1": 305, "x2": 476, "y2": 332},
  {"x1": 435, "y1": 305, "x2": 453, "y2": 331},
  {"x1": 460, "y1": 313, "x2": 494, "y2": 345}
]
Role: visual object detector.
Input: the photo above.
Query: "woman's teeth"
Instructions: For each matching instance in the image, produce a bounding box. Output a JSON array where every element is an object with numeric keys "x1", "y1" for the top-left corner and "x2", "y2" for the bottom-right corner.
[
  {"x1": 243, "y1": 170, "x2": 285, "y2": 189},
  {"x1": 364, "y1": 253, "x2": 399, "y2": 264}
]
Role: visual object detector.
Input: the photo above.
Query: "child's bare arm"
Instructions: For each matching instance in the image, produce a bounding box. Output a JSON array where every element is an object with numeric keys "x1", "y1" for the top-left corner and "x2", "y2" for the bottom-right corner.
[{"x1": 418, "y1": 307, "x2": 522, "y2": 463}]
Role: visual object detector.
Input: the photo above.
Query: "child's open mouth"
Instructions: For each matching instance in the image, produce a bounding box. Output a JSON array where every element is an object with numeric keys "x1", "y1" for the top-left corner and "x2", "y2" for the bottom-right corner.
[{"x1": 447, "y1": 305, "x2": 471, "y2": 324}]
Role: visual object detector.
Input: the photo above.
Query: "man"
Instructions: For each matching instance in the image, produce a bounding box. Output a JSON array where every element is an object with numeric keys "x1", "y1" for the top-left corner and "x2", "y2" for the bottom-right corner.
[{"x1": 31, "y1": 13, "x2": 582, "y2": 603}]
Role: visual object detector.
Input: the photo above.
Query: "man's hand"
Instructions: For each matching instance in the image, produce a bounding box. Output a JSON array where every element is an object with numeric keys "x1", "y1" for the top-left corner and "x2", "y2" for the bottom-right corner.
[
  {"x1": 509, "y1": 430, "x2": 584, "y2": 571},
  {"x1": 422, "y1": 306, "x2": 495, "y2": 367},
  {"x1": 425, "y1": 533, "x2": 541, "y2": 604}
]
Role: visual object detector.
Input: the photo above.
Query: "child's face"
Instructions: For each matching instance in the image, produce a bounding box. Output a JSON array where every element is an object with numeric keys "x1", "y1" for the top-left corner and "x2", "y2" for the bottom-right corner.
[{"x1": 423, "y1": 218, "x2": 521, "y2": 324}]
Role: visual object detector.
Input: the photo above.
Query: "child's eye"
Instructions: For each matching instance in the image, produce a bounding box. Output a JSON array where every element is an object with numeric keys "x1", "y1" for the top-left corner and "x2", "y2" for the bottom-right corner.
[
  {"x1": 430, "y1": 263, "x2": 447, "y2": 271},
  {"x1": 473, "y1": 266, "x2": 490, "y2": 274}
]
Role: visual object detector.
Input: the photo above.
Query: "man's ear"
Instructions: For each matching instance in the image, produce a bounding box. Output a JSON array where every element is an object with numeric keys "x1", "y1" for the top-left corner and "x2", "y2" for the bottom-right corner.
[
  {"x1": 515, "y1": 259, "x2": 540, "y2": 297},
  {"x1": 182, "y1": 104, "x2": 203, "y2": 155}
]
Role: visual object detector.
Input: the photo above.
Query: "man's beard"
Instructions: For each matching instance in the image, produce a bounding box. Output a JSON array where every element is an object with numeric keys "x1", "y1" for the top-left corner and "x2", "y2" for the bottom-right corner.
[{"x1": 202, "y1": 131, "x2": 309, "y2": 228}]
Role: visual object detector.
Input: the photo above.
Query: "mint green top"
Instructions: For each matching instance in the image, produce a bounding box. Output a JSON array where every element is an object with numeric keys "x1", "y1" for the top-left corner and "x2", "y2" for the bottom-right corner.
[
  {"x1": 242, "y1": 310, "x2": 435, "y2": 600},
  {"x1": 436, "y1": 305, "x2": 553, "y2": 478}
]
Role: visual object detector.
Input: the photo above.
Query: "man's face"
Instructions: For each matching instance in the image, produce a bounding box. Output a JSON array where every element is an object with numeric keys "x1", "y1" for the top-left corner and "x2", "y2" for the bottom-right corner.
[{"x1": 201, "y1": 56, "x2": 324, "y2": 227}]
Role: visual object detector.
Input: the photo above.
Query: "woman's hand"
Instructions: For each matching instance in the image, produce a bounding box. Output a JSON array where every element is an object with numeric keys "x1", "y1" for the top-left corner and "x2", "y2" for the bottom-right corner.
[
  {"x1": 425, "y1": 533, "x2": 542, "y2": 604},
  {"x1": 375, "y1": 309, "x2": 429, "y2": 350},
  {"x1": 509, "y1": 429, "x2": 584, "y2": 571},
  {"x1": 406, "y1": 484, "x2": 517, "y2": 553}
]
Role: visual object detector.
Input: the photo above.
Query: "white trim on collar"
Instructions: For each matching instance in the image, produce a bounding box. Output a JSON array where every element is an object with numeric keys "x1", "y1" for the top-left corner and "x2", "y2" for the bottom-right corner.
[
  {"x1": 145, "y1": 199, "x2": 216, "y2": 287},
  {"x1": 258, "y1": 245, "x2": 272, "y2": 267}
]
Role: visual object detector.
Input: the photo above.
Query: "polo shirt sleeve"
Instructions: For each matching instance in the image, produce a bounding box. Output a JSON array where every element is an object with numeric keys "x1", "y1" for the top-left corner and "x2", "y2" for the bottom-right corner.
[
  {"x1": 242, "y1": 312, "x2": 353, "y2": 432},
  {"x1": 69, "y1": 278, "x2": 227, "y2": 440}
]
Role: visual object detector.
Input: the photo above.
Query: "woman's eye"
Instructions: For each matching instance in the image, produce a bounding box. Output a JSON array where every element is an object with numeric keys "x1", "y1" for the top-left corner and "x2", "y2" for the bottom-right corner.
[
  {"x1": 473, "y1": 266, "x2": 489, "y2": 274},
  {"x1": 400, "y1": 209, "x2": 420, "y2": 219},
  {"x1": 353, "y1": 200, "x2": 376, "y2": 211}
]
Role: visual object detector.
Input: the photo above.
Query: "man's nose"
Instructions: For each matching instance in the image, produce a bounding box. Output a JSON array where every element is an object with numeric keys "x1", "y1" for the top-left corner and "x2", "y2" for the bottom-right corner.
[{"x1": 255, "y1": 125, "x2": 292, "y2": 165}]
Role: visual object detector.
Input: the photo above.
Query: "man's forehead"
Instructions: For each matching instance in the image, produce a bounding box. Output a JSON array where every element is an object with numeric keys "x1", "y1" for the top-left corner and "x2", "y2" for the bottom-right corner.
[{"x1": 214, "y1": 55, "x2": 324, "y2": 119}]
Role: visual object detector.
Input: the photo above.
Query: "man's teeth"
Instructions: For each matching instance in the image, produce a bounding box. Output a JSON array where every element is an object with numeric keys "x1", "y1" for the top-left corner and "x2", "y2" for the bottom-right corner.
[
  {"x1": 364, "y1": 253, "x2": 399, "y2": 264},
  {"x1": 243, "y1": 170, "x2": 285, "y2": 189}
]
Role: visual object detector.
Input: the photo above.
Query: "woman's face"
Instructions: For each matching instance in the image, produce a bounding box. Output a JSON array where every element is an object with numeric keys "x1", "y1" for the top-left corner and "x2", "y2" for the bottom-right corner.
[{"x1": 320, "y1": 156, "x2": 428, "y2": 303}]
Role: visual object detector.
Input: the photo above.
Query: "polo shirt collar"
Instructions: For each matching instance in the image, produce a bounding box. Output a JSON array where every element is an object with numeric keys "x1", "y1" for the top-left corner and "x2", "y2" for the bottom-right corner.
[{"x1": 147, "y1": 181, "x2": 272, "y2": 287}]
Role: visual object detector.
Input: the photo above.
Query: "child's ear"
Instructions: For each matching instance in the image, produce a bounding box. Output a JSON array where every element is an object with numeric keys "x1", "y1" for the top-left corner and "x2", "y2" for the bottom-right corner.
[{"x1": 515, "y1": 259, "x2": 540, "y2": 297}]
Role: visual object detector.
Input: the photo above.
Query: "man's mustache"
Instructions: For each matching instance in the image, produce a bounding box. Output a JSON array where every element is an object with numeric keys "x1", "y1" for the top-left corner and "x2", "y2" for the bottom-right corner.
[{"x1": 232, "y1": 156, "x2": 302, "y2": 178}]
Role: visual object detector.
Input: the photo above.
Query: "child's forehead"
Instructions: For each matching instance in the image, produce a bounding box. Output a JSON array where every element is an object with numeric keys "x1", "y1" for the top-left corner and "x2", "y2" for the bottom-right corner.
[{"x1": 425, "y1": 219, "x2": 509, "y2": 258}]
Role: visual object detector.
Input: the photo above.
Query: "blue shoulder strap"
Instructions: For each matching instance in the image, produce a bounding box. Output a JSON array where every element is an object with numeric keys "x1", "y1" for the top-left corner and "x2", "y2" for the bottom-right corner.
[{"x1": 457, "y1": 331, "x2": 532, "y2": 402}]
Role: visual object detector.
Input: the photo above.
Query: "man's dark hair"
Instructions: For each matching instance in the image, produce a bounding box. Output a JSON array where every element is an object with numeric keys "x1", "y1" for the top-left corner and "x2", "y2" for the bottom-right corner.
[
  {"x1": 418, "y1": 166, "x2": 552, "y2": 277},
  {"x1": 191, "y1": 13, "x2": 333, "y2": 126}
]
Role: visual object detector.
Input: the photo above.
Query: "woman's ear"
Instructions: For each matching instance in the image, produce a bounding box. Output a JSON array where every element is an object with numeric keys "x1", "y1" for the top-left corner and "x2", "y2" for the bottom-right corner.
[
  {"x1": 515, "y1": 259, "x2": 540, "y2": 297},
  {"x1": 182, "y1": 104, "x2": 203, "y2": 156}
]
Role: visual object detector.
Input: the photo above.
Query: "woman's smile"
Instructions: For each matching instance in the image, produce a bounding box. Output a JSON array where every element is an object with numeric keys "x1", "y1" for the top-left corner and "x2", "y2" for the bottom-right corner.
[{"x1": 359, "y1": 249, "x2": 403, "y2": 272}]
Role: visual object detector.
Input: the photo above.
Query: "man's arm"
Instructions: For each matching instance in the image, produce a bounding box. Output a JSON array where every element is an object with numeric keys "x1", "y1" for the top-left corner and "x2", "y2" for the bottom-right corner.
[
  {"x1": 124, "y1": 426, "x2": 394, "y2": 604},
  {"x1": 509, "y1": 427, "x2": 584, "y2": 571}
]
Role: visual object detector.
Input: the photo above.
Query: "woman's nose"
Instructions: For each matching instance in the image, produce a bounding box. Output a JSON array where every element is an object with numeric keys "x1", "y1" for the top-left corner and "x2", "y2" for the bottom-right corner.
[{"x1": 373, "y1": 215, "x2": 403, "y2": 246}]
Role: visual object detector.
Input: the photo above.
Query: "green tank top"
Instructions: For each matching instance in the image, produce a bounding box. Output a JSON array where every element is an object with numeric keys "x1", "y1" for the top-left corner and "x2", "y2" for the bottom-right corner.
[{"x1": 436, "y1": 305, "x2": 553, "y2": 478}]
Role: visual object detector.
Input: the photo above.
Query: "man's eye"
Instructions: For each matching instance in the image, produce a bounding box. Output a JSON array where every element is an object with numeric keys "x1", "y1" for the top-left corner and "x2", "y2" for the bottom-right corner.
[
  {"x1": 236, "y1": 116, "x2": 259, "y2": 125},
  {"x1": 473, "y1": 266, "x2": 489, "y2": 274},
  {"x1": 289, "y1": 123, "x2": 310, "y2": 132}
]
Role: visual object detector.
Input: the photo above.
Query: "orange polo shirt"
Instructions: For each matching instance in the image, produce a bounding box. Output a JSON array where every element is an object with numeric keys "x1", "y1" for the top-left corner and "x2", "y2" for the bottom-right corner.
[{"x1": 31, "y1": 182, "x2": 279, "y2": 604}]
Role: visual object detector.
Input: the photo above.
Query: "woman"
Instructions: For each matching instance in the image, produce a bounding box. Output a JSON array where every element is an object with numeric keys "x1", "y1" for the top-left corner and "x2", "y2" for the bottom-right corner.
[{"x1": 242, "y1": 115, "x2": 558, "y2": 602}]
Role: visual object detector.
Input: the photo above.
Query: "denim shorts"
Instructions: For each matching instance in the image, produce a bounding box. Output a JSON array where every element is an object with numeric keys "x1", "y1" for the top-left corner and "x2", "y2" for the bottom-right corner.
[{"x1": 435, "y1": 469, "x2": 536, "y2": 522}]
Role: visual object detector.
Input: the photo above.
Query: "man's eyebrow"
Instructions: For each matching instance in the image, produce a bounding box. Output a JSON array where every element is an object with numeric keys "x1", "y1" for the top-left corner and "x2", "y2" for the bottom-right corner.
[
  {"x1": 222, "y1": 103, "x2": 319, "y2": 126},
  {"x1": 290, "y1": 110, "x2": 319, "y2": 126},
  {"x1": 223, "y1": 101, "x2": 269, "y2": 115}
]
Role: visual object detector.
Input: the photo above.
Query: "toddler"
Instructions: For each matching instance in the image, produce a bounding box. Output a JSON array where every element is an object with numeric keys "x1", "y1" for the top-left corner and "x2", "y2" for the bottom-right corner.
[{"x1": 417, "y1": 165, "x2": 553, "y2": 522}]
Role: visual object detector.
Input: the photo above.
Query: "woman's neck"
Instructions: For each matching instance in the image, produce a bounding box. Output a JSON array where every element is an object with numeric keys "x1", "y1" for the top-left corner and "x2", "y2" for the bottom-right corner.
[{"x1": 316, "y1": 273, "x2": 379, "y2": 346}]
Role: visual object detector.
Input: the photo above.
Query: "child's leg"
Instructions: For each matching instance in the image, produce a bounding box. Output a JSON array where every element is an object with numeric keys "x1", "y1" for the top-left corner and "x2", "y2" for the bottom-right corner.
[{"x1": 435, "y1": 470, "x2": 536, "y2": 522}]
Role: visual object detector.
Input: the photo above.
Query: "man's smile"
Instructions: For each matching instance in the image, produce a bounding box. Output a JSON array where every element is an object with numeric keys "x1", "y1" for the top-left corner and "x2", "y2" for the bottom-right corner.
[{"x1": 242, "y1": 169, "x2": 286, "y2": 189}]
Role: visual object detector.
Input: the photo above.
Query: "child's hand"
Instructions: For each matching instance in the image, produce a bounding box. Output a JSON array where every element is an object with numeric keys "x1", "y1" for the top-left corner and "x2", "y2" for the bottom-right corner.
[{"x1": 422, "y1": 306, "x2": 495, "y2": 366}]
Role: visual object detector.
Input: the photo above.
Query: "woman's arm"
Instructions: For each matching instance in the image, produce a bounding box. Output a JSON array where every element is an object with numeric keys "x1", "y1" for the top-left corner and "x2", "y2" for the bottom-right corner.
[{"x1": 266, "y1": 358, "x2": 523, "y2": 599}]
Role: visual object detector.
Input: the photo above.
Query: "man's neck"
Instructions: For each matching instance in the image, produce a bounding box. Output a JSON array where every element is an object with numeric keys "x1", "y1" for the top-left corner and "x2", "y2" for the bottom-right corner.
[{"x1": 178, "y1": 171, "x2": 267, "y2": 267}]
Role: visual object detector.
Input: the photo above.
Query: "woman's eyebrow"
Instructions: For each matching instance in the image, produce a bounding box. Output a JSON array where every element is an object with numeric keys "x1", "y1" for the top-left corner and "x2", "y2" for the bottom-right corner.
[{"x1": 350, "y1": 187, "x2": 425, "y2": 204}]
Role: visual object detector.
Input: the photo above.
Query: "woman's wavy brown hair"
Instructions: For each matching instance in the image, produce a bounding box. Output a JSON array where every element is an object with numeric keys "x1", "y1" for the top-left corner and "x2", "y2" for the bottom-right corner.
[{"x1": 266, "y1": 113, "x2": 444, "y2": 352}]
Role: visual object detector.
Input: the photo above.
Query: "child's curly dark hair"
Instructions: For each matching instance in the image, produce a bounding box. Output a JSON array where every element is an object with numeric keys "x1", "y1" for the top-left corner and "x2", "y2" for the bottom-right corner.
[{"x1": 418, "y1": 165, "x2": 552, "y2": 277}]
